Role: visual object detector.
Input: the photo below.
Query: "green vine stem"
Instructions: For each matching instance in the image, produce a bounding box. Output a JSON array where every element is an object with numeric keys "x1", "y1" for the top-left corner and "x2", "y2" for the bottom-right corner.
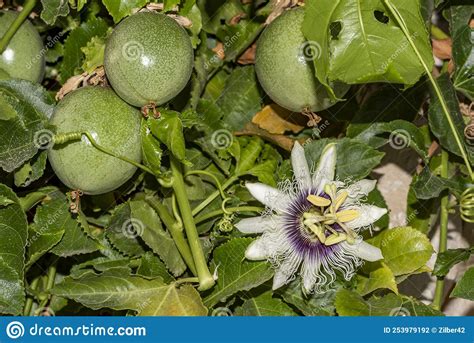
[
  {"x1": 23, "y1": 277, "x2": 39, "y2": 316},
  {"x1": 432, "y1": 150, "x2": 449, "y2": 310},
  {"x1": 195, "y1": 206, "x2": 264, "y2": 225},
  {"x1": 0, "y1": 0, "x2": 37, "y2": 53},
  {"x1": 36, "y1": 263, "x2": 57, "y2": 314},
  {"x1": 384, "y1": 0, "x2": 474, "y2": 181},
  {"x1": 192, "y1": 177, "x2": 238, "y2": 216},
  {"x1": 146, "y1": 196, "x2": 197, "y2": 276},
  {"x1": 170, "y1": 156, "x2": 215, "y2": 291}
]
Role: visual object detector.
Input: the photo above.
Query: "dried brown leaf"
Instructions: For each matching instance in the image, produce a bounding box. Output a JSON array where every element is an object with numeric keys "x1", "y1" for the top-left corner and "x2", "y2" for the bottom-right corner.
[{"x1": 252, "y1": 104, "x2": 304, "y2": 135}]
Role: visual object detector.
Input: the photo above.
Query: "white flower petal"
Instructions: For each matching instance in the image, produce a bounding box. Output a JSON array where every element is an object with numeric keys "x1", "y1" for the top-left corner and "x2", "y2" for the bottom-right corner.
[
  {"x1": 291, "y1": 141, "x2": 312, "y2": 189},
  {"x1": 272, "y1": 253, "x2": 302, "y2": 290},
  {"x1": 344, "y1": 179, "x2": 377, "y2": 203},
  {"x1": 312, "y1": 143, "x2": 337, "y2": 194},
  {"x1": 246, "y1": 183, "x2": 290, "y2": 213},
  {"x1": 345, "y1": 205, "x2": 388, "y2": 230},
  {"x1": 245, "y1": 238, "x2": 268, "y2": 261},
  {"x1": 342, "y1": 240, "x2": 383, "y2": 261},
  {"x1": 235, "y1": 216, "x2": 279, "y2": 234}
]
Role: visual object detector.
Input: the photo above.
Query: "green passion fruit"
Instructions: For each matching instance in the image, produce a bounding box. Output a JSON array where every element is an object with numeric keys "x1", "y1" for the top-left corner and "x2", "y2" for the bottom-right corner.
[
  {"x1": 48, "y1": 87, "x2": 142, "y2": 195},
  {"x1": 104, "y1": 12, "x2": 194, "y2": 107},
  {"x1": 255, "y1": 8, "x2": 349, "y2": 113},
  {"x1": 0, "y1": 11, "x2": 45, "y2": 83}
]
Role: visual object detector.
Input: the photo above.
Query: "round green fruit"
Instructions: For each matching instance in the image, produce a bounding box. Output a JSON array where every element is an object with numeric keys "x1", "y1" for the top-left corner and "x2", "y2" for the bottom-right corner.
[
  {"x1": 48, "y1": 87, "x2": 142, "y2": 195},
  {"x1": 0, "y1": 11, "x2": 45, "y2": 83},
  {"x1": 255, "y1": 8, "x2": 349, "y2": 113},
  {"x1": 104, "y1": 12, "x2": 194, "y2": 107}
]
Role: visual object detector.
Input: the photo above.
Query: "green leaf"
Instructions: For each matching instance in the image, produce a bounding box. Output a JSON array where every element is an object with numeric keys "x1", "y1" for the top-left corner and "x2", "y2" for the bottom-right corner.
[
  {"x1": 53, "y1": 270, "x2": 207, "y2": 315},
  {"x1": 217, "y1": 67, "x2": 262, "y2": 131},
  {"x1": 204, "y1": 238, "x2": 274, "y2": 307},
  {"x1": 50, "y1": 210, "x2": 100, "y2": 257},
  {"x1": 0, "y1": 184, "x2": 27, "y2": 315},
  {"x1": 148, "y1": 111, "x2": 188, "y2": 165},
  {"x1": 26, "y1": 191, "x2": 73, "y2": 267},
  {"x1": 351, "y1": 120, "x2": 428, "y2": 161},
  {"x1": 356, "y1": 262, "x2": 398, "y2": 296},
  {"x1": 304, "y1": 0, "x2": 433, "y2": 86},
  {"x1": 335, "y1": 289, "x2": 443, "y2": 316},
  {"x1": 41, "y1": 0, "x2": 70, "y2": 25},
  {"x1": 69, "y1": 257, "x2": 133, "y2": 279},
  {"x1": 451, "y1": 267, "x2": 474, "y2": 301},
  {"x1": 433, "y1": 247, "x2": 473, "y2": 277},
  {"x1": 130, "y1": 200, "x2": 186, "y2": 276},
  {"x1": 141, "y1": 119, "x2": 163, "y2": 175},
  {"x1": 0, "y1": 94, "x2": 17, "y2": 120},
  {"x1": 14, "y1": 151, "x2": 47, "y2": 188},
  {"x1": 102, "y1": 0, "x2": 148, "y2": 23},
  {"x1": 136, "y1": 252, "x2": 174, "y2": 283},
  {"x1": 52, "y1": 270, "x2": 167, "y2": 311},
  {"x1": 138, "y1": 284, "x2": 208, "y2": 316},
  {"x1": 412, "y1": 166, "x2": 464, "y2": 200},
  {"x1": 407, "y1": 179, "x2": 438, "y2": 234},
  {"x1": 428, "y1": 74, "x2": 472, "y2": 162},
  {"x1": 61, "y1": 17, "x2": 109, "y2": 81},
  {"x1": 450, "y1": 6, "x2": 474, "y2": 100},
  {"x1": 235, "y1": 291, "x2": 297, "y2": 316},
  {"x1": 106, "y1": 202, "x2": 146, "y2": 257},
  {"x1": 276, "y1": 279, "x2": 337, "y2": 315},
  {"x1": 305, "y1": 138, "x2": 385, "y2": 181},
  {"x1": 369, "y1": 227, "x2": 433, "y2": 276},
  {"x1": 0, "y1": 80, "x2": 54, "y2": 173},
  {"x1": 301, "y1": 0, "x2": 340, "y2": 96},
  {"x1": 81, "y1": 36, "x2": 106, "y2": 73}
]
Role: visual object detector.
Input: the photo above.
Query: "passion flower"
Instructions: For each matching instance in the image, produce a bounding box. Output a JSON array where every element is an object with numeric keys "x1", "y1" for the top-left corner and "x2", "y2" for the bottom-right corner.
[{"x1": 236, "y1": 142, "x2": 387, "y2": 293}]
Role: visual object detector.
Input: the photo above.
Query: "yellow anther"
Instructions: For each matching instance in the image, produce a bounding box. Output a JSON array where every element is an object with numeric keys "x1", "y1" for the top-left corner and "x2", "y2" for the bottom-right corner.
[
  {"x1": 307, "y1": 195, "x2": 331, "y2": 207},
  {"x1": 324, "y1": 233, "x2": 347, "y2": 246},
  {"x1": 336, "y1": 209, "x2": 359, "y2": 223},
  {"x1": 334, "y1": 191, "x2": 348, "y2": 211},
  {"x1": 307, "y1": 223, "x2": 326, "y2": 243}
]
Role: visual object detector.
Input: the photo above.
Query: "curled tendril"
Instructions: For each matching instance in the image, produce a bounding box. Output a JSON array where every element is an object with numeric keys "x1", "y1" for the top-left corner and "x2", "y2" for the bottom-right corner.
[
  {"x1": 53, "y1": 132, "x2": 83, "y2": 145},
  {"x1": 217, "y1": 213, "x2": 235, "y2": 233},
  {"x1": 463, "y1": 103, "x2": 474, "y2": 142},
  {"x1": 460, "y1": 186, "x2": 474, "y2": 224}
]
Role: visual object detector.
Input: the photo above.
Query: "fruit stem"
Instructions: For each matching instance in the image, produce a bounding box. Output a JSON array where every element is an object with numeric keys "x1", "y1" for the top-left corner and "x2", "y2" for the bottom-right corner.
[
  {"x1": 194, "y1": 206, "x2": 264, "y2": 225},
  {"x1": 0, "y1": 0, "x2": 37, "y2": 54},
  {"x1": 145, "y1": 196, "x2": 197, "y2": 276},
  {"x1": 432, "y1": 149, "x2": 449, "y2": 310},
  {"x1": 191, "y1": 176, "x2": 238, "y2": 216},
  {"x1": 170, "y1": 156, "x2": 215, "y2": 291},
  {"x1": 384, "y1": 0, "x2": 474, "y2": 181}
]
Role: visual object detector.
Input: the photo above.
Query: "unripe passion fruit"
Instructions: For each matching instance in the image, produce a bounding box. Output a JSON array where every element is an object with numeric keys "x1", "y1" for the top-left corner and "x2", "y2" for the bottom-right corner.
[
  {"x1": 255, "y1": 8, "x2": 349, "y2": 112},
  {"x1": 104, "y1": 12, "x2": 194, "y2": 107},
  {"x1": 0, "y1": 11, "x2": 45, "y2": 83},
  {"x1": 48, "y1": 87, "x2": 142, "y2": 195}
]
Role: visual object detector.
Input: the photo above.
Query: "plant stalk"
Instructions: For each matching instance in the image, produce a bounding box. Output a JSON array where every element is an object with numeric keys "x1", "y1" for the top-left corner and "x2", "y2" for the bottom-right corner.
[
  {"x1": 170, "y1": 156, "x2": 215, "y2": 291},
  {"x1": 432, "y1": 150, "x2": 449, "y2": 310},
  {"x1": 146, "y1": 196, "x2": 197, "y2": 276},
  {"x1": 0, "y1": 0, "x2": 37, "y2": 54}
]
